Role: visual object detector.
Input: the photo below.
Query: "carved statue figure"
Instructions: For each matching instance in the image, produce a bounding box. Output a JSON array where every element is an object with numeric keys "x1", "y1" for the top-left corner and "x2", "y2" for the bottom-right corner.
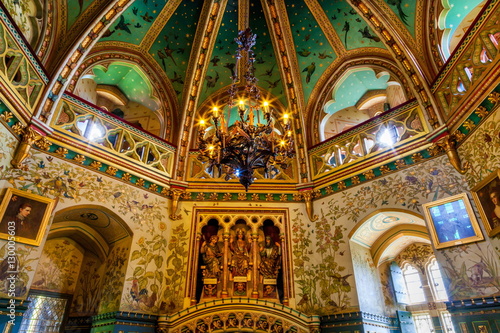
[
  {"x1": 229, "y1": 228, "x2": 251, "y2": 276},
  {"x1": 200, "y1": 235, "x2": 222, "y2": 278},
  {"x1": 258, "y1": 235, "x2": 281, "y2": 279}
]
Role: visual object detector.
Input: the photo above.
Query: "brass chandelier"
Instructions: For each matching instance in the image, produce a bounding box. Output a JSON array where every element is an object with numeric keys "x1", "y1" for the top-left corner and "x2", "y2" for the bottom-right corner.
[{"x1": 197, "y1": 28, "x2": 295, "y2": 191}]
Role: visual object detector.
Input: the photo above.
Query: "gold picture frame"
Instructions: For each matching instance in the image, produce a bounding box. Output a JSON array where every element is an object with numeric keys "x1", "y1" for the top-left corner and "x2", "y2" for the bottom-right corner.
[
  {"x1": 471, "y1": 169, "x2": 500, "y2": 237},
  {"x1": 422, "y1": 193, "x2": 484, "y2": 249},
  {"x1": 0, "y1": 188, "x2": 55, "y2": 246}
]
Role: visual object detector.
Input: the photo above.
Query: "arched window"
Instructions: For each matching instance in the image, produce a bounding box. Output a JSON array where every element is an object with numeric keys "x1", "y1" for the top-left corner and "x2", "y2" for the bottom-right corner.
[
  {"x1": 427, "y1": 257, "x2": 448, "y2": 301},
  {"x1": 402, "y1": 264, "x2": 426, "y2": 304}
]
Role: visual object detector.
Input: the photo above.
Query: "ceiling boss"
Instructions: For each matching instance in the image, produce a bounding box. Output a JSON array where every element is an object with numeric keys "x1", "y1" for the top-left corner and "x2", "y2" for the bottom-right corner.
[{"x1": 197, "y1": 28, "x2": 296, "y2": 191}]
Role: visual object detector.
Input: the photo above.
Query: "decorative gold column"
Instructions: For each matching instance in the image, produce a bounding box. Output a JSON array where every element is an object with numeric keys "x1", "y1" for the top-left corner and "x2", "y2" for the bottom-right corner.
[
  {"x1": 221, "y1": 233, "x2": 230, "y2": 298},
  {"x1": 280, "y1": 235, "x2": 289, "y2": 306},
  {"x1": 251, "y1": 232, "x2": 259, "y2": 298},
  {"x1": 191, "y1": 233, "x2": 202, "y2": 305}
]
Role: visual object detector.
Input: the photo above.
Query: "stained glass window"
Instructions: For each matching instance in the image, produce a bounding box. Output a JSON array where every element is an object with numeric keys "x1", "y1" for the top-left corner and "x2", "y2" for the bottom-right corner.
[{"x1": 18, "y1": 294, "x2": 68, "y2": 333}]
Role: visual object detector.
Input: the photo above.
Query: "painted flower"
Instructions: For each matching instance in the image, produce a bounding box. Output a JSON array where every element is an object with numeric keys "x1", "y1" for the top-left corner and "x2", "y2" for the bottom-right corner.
[
  {"x1": 430, "y1": 168, "x2": 440, "y2": 175},
  {"x1": 159, "y1": 222, "x2": 167, "y2": 231},
  {"x1": 138, "y1": 237, "x2": 145, "y2": 245},
  {"x1": 405, "y1": 176, "x2": 418, "y2": 184}
]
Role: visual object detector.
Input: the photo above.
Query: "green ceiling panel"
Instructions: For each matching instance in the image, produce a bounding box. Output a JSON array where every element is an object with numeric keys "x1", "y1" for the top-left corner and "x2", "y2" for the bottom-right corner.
[
  {"x1": 250, "y1": 0, "x2": 287, "y2": 109},
  {"x1": 149, "y1": 0, "x2": 204, "y2": 104},
  {"x1": 318, "y1": 0, "x2": 386, "y2": 50},
  {"x1": 67, "y1": 0, "x2": 93, "y2": 30},
  {"x1": 100, "y1": 0, "x2": 168, "y2": 45},
  {"x1": 197, "y1": 0, "x2": 239, "y2": 108},
  {"x1": 384, "y1": 0, "x2": 417, "y2": 38},
  {"x1": 285, "y1": 0, "x2": 336, "y2": 106}
]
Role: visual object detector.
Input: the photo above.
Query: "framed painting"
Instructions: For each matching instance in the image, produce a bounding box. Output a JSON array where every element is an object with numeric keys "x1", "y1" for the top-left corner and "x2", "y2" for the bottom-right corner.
[
  {"x1": 0, "y1": 188, "x2": 55, "y2": 246},
  {"x1": 422, "y1": 193, "x2": 484, "y2": 249},
  {"x1": 471, "y1": 169, "x2": 500, "y2": 237}
]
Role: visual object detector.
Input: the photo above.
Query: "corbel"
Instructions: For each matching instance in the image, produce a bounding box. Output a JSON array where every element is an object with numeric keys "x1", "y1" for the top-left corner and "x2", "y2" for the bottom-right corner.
[
  {"x1": 436, "y1": 134, "x2": 469, "y2": 174},
  {"x1": 301, "y1": 189, "x2": 318, "y2": 222},
  {"x1": 11, "y1": 126, "x2": 42, "y2": 169},
  {"x1": 168, "y1": 188, "x2": 185, "y2": 220}
]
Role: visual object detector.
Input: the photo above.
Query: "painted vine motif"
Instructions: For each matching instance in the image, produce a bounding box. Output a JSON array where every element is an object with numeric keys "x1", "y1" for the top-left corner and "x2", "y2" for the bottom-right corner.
[
  {"x1": 162, "y1": 223, "x2": 189, "y2": 313},
  {"x1": 0, "y1": 242, "x2": 36, "y2": 298},
  {"x1": 292, "y1": 210, "x2": 351, "y2": 315},
  {"x1": 396, "y1": 243, "x2": 434, "y2": 273},
  {"x1": 293, "y1": 157, "x2": 468, "y2": 315},
  {"x1": 0, "y1": 127, "x2": 169, "y2": 312},
  {"x1": 31, "y1": 238, "x2": 83, "y2": 293},
  {"x1": 441, "y1": 243, "x2": 500, "y2": 299},
  {"x1": 460, "y1": 114, "x2": 500, "y2": 187},
  {"x1": 99, "y1": 245, "x2": 130, "y2": 313},
  {"x1": 124, "y1": 222, "x2": 188, "y2": 314},
  {"x1": 71, "y1": 257, "x2": 101, "y2": 315}
]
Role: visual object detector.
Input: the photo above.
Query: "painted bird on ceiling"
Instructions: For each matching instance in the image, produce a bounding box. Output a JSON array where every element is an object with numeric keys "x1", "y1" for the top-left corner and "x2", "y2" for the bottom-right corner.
[
  {"x1": 115, "y1": 16, "x2": 131, "y2": 34},
  {"x1": 205, "y1": 71, "x2": 220, "y2": 89},
  {"x1": 264, "y1": 79, "x2": 281, "y2": 88},
  {"x1": 359, "y1": 26, "x2": 381, "y2": 42},
  {"x1": 141, "y1": 12, "x2": 153, "y2": 22},
  {"x1": 386, "y1": 0, "x2": 409, "y2": 26},
  {"x1": 298, "y1": 49, "x2": 311, "y2": 57},
  {"x1": 302, "y1": 62, "x2": 316, "y2": 84},
  {"x1": 318, "y1": 51, "x2": 332, "y2": 59},
  {"x1": 163, "y1": 45, "x2": 177, "y2": 65},
  {"x1": 342, "y1": 21, "x2": 350, "y2": 46}
]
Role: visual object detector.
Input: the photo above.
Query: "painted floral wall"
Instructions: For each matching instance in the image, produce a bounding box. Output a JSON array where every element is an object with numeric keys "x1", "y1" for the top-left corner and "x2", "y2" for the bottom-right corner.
[
  {"x1": 31, "y1": 238, "x2": 84, "y2": 293},
  {"x1": 302, "y1": 152, "x2": 484, "y2": 315},
  {"x1": 0, "y1": 123, "x2": 189, "y2": 315},
  {"x1": 70, "y1": 251, "x2": 104, "y2": 316}
]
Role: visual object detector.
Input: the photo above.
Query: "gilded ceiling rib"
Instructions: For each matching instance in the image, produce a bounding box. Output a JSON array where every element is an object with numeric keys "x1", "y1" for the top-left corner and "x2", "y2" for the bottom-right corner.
[
  {"x1": 52, "y1": 0, "x2": 111, "y2": 71},
  {"x1": 368, "y1": 0, "x2": 434, "y2": 82},
  {"x1": 263, "y1": 0, "x2": 311, "y2": 184},
  {"x1": 139, "y1": 0, "x2": 183, "y2": 52},
  {"x1": 174, "y1": 0, "x2": 228, "y2": 181},
  {"x1": 348, "y1": 0, "x2": 443, "y2": 129},
  {"x1": 36, "y1": 0, "x2": 135, "y2": 125},
  {"x1": 303, "y1": 0, "x2": 346, "y2": 58}
]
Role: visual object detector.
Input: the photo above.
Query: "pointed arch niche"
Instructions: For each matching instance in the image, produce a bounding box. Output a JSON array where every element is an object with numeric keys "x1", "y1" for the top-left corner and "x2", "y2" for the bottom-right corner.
[
  {"x1": 185, "y1": 207, "x2": 293, "y2": 307},
  {"x1": 348, "y1": 209, "x2": 430, "y2": 315},
  {"x1": 29, "y1": 205, "x2": 133, "y2": 322}
]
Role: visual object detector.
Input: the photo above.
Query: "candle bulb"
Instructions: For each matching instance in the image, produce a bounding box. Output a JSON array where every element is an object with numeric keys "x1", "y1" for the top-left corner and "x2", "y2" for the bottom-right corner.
[
  {"x1": 212, "y1": 106, "x2": 219, "y2": 119},
  {"x1": 263, "y1": 101, "x2": 270, "y2": 114},
  {"x1": 283, "y1": 113, "x2": 290, "y2": 125},
  {"x1": 238, "y1": 100, "x2": 245, "y2": 111}
]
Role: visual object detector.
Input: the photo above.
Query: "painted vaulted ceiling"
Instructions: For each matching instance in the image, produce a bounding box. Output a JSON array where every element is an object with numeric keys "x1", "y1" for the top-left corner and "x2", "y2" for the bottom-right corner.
[{"x1": 3, "y1": 0, "x2": 481, "y2": 144}]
